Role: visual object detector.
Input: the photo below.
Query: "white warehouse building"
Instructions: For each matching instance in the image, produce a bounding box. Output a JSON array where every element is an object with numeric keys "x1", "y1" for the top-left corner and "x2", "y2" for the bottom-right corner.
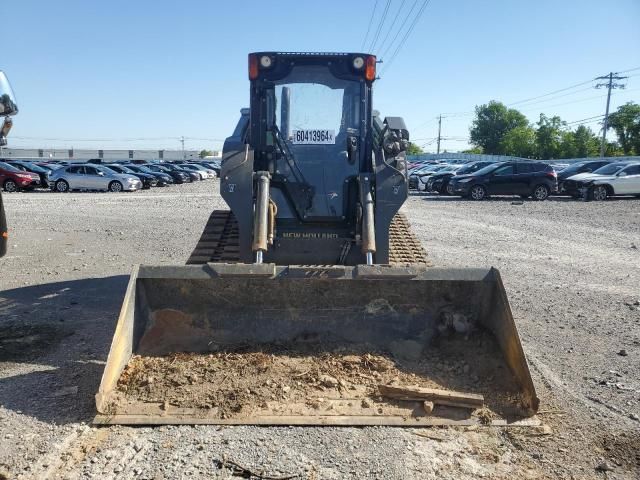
[{"x1": 0, "y1": 147, "x2": 220, "y2": 162}]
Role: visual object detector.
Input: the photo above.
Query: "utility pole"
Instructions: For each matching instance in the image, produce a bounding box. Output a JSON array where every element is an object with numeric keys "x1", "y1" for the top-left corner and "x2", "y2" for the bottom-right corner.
[
  {"x1": 180, "y1": 136, "x2": 185, "y2": 160},
  {"x1": 595, "y1": 72, "x2": 627, "y2": 157},
  {"x1": 436, "y1": 114, "x2": 442, "y2": 154}
]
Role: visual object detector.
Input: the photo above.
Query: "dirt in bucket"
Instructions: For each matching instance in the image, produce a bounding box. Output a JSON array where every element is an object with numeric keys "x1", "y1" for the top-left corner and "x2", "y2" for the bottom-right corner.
[{"x1": 112, "y1": 331, "x2": 529, "y2": 421}]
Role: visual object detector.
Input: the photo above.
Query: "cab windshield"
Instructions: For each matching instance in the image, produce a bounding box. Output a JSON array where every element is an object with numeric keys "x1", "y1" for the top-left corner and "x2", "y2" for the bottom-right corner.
[{"x1": 266, "y1": 66, "x2": 361, "y2": 148}]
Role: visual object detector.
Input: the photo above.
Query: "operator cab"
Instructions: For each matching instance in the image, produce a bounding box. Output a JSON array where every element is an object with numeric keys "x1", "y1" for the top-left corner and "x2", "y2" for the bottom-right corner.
[{"x1": 248, "y1": 52, "x2": 377, "y2": 223}]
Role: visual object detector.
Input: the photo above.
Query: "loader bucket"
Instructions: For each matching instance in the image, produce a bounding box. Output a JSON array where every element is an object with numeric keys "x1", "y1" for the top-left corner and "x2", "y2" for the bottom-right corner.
[{"x1": 95, "y1": 264, "x2": 539, "y2": 426}]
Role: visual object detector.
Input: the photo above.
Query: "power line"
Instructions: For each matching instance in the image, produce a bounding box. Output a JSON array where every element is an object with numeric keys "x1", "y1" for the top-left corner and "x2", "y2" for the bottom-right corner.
[
  {"x1": 361, "y1": 0, "x2": 379, "y2": 51},
  {"x1": 375, "y1": 0, "x2": 407, "y2": 55},
  {"x1": 183, "y1": 137, "x2": 226, "y2": 142},
  {"x1": 369, "y1": 0, "x2": 392, "y2": 52},
  {"x1": 517, "y1": 92, "x2": 608, "y2": 112},
  {"x1": 439, "y1": 80, "x2": 638, "y2": 119},
  {"x1": 595, "y1": 72, "x2": 628, "y2": 156},
  {"x1": 380, "y1": 0, "x2": 431, "y2": 75},
  {"x1": 508, "y1": 86, "x2": 595, "y2": 108},
  {"x1": 507, "y1": 78, "x2": 596, "y2": 107},
  {"x1": 618, "y1": 66, "x2": 640, "y2": 74},
  {"x1": 413, "y1": 116, "x2": 439, "y2": 130},
  {"x1": 565, "y1": 114, "x2": 605, "y2": 126},
  {"x1": 379, "y1": 0, "x2": 420, "y2": 60},
  {"x1": 506, "y1": 68, "x2": 638, "y2": 107}
]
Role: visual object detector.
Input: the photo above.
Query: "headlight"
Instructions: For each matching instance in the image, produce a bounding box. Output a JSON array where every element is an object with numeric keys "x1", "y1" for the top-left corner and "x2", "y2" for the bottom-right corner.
[
  {"x1": 260, "y1": 55, "x2": 272, "y2": 68},
  {"x1": 353, "y1": 56, "x2": 364, "y2": 69}
]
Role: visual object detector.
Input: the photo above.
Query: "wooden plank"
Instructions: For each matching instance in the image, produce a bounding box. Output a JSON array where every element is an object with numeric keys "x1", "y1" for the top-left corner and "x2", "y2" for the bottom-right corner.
[{"x1": 378, "y1": 385, "x2": 484, "y2": 410}]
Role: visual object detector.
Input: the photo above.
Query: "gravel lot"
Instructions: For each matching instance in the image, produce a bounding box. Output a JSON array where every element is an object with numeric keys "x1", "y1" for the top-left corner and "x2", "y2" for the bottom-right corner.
[{"x1": 0, "y1": 181, "x2": 638, "y2": 479}]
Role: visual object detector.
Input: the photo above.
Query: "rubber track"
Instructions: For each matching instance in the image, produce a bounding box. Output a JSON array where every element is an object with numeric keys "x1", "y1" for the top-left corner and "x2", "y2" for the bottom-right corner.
[{"x1": 187, "y1": 210, "x2": 429, "y2": 266}]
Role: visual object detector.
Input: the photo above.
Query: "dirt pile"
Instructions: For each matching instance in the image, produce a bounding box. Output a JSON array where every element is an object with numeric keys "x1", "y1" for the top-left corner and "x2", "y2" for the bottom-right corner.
[{"x1": 115, "y1": 334, "x2": 525, "y2": 420}]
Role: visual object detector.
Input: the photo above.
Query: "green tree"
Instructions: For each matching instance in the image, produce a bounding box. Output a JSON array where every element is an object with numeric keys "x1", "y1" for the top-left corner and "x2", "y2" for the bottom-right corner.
[
  {"x1": 535, "y1": 114, "x2": 567, "y2": 159},
  {"x1": 199, "y1": 149, "x2": 213, "y2": 158},
  {"x1": 406, "y1": 142, "x2": 424, "y2": 155},
  {"x1": 469, "y1": 101, "x2": 528, "y2": 154},
  {"x1": 559, "y1": 130, "x2": 578, "y2": 159},
  {"x1": 462, "y1": 146, "x2": 483, "y2": 154},
  {"x1": 606, "y1": 102, "x2": 640, "y2": 155},
  {"x1": 572, "y1": 125, "x2": 600, "y2": 158},
  {"x1": 604, "y1": 141, "x2": 624, "y2": 157},
  {"x1": 499, "y1": 125, "x2": 537, "y2": 158}
]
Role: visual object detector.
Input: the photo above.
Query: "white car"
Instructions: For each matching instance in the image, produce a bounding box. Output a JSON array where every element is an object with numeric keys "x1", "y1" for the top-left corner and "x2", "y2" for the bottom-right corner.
[
  {"x1": 417, "y1": 165, "x2": 461, "y2": 192},
  {"x1": 566, "y1": 162, "x2": 640, "y2": 200},
  {"x1": 182, "y1": 164, "x2": 216, "y2": 179},
  {"x1": 49, "y1": 164, "x2": 142, "y2": 192}
]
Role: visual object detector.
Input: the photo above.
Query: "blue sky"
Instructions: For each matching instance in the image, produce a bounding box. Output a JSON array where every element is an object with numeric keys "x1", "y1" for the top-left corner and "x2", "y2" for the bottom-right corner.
[{"x1": 3, "y1": 0, "x2": 639, "y2": 152}]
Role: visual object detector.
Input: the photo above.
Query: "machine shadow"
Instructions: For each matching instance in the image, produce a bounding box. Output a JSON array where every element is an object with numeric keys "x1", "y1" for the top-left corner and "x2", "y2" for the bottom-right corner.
[{"x1": 0, "y1": 276, "x2": 129, "y2": 424}]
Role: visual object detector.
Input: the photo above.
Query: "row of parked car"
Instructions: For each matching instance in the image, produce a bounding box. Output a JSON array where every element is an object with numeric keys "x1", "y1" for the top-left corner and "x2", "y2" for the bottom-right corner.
[
  {"x1": 408, "y1": 158, "x2": 640, "y2": 201},
  {"x1": 0, "y1": 159, "x2": 221, "y2": 193}
]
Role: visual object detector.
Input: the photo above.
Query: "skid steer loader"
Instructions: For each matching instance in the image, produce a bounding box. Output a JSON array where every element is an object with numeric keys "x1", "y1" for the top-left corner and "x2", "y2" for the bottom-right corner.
[{"x1": 95, "y1": 52, "x2": 539, "y2": 426}]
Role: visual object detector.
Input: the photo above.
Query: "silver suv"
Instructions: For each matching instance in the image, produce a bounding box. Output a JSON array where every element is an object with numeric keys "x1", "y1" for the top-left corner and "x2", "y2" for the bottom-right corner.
[{"x1": 49, "y1": 164, "x2": 142, "y2": 192}]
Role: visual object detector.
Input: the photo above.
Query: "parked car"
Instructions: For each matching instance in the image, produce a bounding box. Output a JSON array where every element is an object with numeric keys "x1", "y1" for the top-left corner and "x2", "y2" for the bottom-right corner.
[
  {"x1": 417, "y1": 165, "x2": 461, "y2": 192},
  {"x1": 146, "y1": 164, "x2": 190, "y2": 184},
  {"x1": 561, "y1": 163, "x2": 627, "y2": 197},
  {"x1": 409, "y1": 164, "x2": 447, "y2": 189},
  {"x1": 426, "y1": 161, "x2": 498, "y2": 195},
  {"x1": 0, "y1": 161, "x2": 41, "y2": 191},
  {"x1": 103, "y1": 164, "x2": 158, "y2": 189},
  {"x1": 450, "y1": 161, "x2": 557, "y2": 200},
  {"x1": 198, "y1": 161, "x2": 221, "y2": 175},
  {"x1": 6, "y1": 161, "x2": 51, "y2": 188},
  {"x1": 36, "y1": 162, "x2": 63, "y2": 172},
  {"x1": 163, "y1": 163, "x2": 199, "y2": 182},
  {"x1": 182, "y1": 163, "x2": 216, "y2": 179},
  {"x1": 566, "y1": 162, "x2": 640, "y2": 201},
  {"x1": 49, "y1": 164, "x2": 142, "y2": 192},
  {"x1": 557, "y1": 160, "x2": 613, "y2": 195},
  {"x1": 124, "y1": 164, "x2": 173, "y2": 186}
]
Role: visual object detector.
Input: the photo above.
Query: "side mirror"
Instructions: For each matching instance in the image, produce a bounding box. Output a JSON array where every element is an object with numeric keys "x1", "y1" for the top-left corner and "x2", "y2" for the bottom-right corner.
[
  {"x1": 617, "y1": 171, "x2": 627, "y2": 177},
  {"x1": 0, "y1": 72, "x2": 19, "y2": 117},
  {"x1": 97, "y1": 171, "x2": 105, "y2": 176}
]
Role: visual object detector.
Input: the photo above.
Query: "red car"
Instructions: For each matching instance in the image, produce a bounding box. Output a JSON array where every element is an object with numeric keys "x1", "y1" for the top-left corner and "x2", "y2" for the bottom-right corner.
[{"x1": 0, "y1": 161, "x2": 41, "y2": 192}]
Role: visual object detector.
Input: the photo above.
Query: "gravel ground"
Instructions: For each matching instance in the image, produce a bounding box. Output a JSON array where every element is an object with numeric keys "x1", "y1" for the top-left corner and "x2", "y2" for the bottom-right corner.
[{"x1": 0, "y1": 181, "x2": 639, "y2": 479}]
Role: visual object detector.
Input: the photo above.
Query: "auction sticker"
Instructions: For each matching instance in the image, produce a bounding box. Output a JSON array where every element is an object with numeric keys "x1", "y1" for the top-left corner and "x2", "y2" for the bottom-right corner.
[{"x1": 291, "y1": 129, "x2": 335, "y2": 144}]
